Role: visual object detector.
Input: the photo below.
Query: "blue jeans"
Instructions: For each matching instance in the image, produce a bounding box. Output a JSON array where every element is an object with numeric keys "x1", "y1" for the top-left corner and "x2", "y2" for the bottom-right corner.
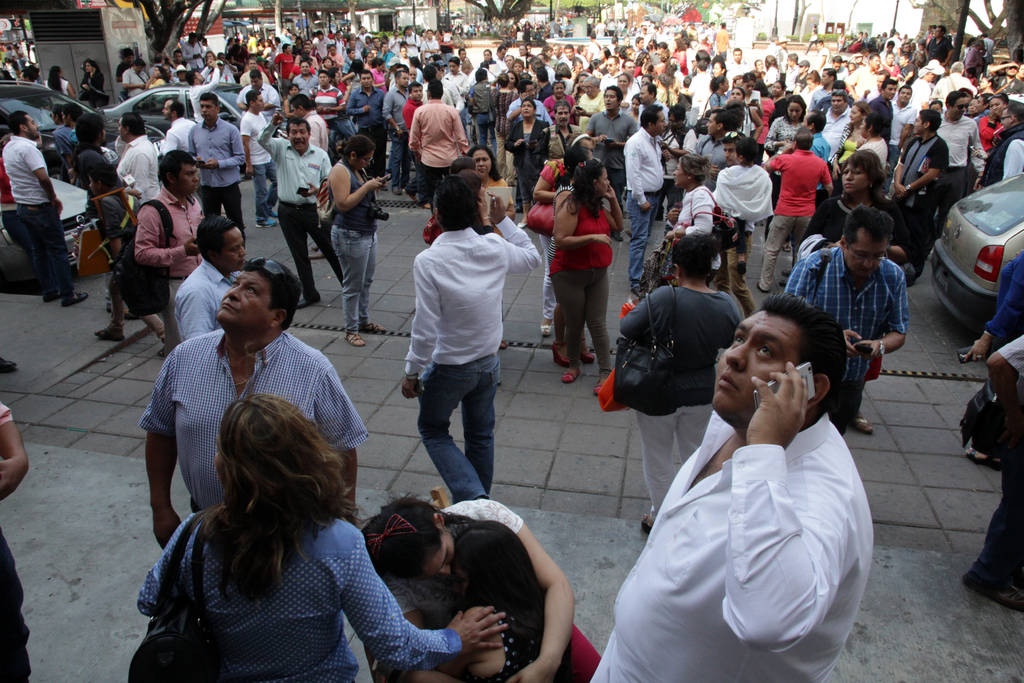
[
  {"x1": 16, "y1": 203, "x2": 73, "y2": 300},
  {"x1": 626, "y1": 191, "x2": 657, "y2": 290},
  {"x1": 475, "y1": 114, "x2": 495, "y2": 151},
  {"x1": 252, "y1": 160, "x2": 278, "y2": 221},
  {"x1": 388, "y1": 129, "x2": 411, "y2": 192},
  {"x1": 968, "y1": 439, "x2": 1024, "y2": 588},
  {"x1": 331, "y1": 227, "x2": 377, "y2": 332},
  {"x1": 417, "y1": 355, "x2": 500, "y2": 502}
]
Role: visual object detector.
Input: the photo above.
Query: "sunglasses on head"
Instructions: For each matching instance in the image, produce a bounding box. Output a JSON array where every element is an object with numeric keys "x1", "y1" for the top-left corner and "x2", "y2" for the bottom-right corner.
[{"x1": 245, "y1": 257, "x2": 288, "y2": 277}]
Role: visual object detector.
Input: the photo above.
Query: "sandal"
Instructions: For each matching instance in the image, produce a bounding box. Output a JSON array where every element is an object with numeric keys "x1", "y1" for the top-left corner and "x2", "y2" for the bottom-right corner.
[
  {"x1": 359, "y1": 322, "x2": 386, "y2": 334},
  {"x1": 641, "y1": 513, "x2": 654, "y2": 535},
  {"x1": 580, "y1": 348, "x2": 595, "y2": 364},
  {"x1": 345, "y1": 332, "x2": 366, "y2": 347},
  {"x1": 852, "y1": 414, "x2": 874, "y2": 435},
  {"x1": 561, "y1": 368, "x2": 581, "y2": 384},
  {"x1": 593, "y1": 371, "x2": 611, "y2": 395},
  {"x1": 94, "y1": 326, "x2": 124, "y2": 341},
  {"x1": 552, "y1": 344, "x2": 570, "y2": 368},
  {"x1": 965, "y1": 447, "x2": 1002, "y2": 471}
]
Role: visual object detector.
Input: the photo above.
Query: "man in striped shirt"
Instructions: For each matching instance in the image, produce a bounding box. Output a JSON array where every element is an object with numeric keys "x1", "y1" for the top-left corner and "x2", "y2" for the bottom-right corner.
[
  {"x1": 785, "y1": 206, "x2": 909, "y2": 435},
  {"x1": 315, "y1": 70, "x2": 351, "y2": 156}
]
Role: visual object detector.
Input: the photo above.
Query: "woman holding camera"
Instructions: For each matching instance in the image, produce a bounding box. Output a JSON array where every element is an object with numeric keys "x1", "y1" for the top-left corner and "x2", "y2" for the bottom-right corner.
[
  {"x1": 329, "y1": 134, "x2": 389, "y2": 347},
  {"x1": 509, "y1": 99, "x2": 549, "y2": 217}
]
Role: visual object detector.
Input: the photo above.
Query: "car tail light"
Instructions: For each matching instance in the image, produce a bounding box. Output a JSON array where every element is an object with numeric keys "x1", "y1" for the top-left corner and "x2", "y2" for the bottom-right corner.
[{"x1": 974, "y1": 245, "x2": 1004, "y2": 282}]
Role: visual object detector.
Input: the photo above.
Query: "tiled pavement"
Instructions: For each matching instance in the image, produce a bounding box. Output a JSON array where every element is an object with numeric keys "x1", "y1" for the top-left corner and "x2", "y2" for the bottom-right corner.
[{"x1": 3, "y1": 203, "x2": 996, "y2": 554}]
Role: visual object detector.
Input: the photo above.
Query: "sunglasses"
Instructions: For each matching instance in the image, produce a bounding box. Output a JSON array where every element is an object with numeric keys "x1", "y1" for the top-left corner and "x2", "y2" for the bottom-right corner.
[{"x1": 245, "y1": 257, "x2": 288, "y2": 278}]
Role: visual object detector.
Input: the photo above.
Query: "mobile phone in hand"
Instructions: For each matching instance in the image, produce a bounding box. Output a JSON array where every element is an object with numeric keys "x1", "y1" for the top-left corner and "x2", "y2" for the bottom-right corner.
[
  {"x1": 854, "y1": 342, "x2": 874, "y2": 355},
  {"x1": 957, "y1": 345, "x2": 973, "y2": 363},
  {"x1": 753, "y1": 361, "x2": 815, "y2": 409}
]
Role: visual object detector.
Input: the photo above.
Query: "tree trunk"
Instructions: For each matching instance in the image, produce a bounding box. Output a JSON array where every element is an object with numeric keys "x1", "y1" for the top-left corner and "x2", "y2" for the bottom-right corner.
[
  {"x1": 1008, "y1": 0, "x2": 1024, "y2": 60},
  {"x1": 197, "y1": 0, "x2": 227, "y2": 35},
  {"x1": 275, "y1": 0, "x2": 283, "y2": 35},
  {"x1": 790, "y1": 0, "x2": 803, "y2": 36}
]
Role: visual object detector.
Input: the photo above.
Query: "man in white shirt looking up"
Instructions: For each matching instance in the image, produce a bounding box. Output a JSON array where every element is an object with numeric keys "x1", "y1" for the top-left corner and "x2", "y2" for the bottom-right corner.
[
  {"x1": 236, "y1": 70, "x2": 281, "y2": 121},
  {"x1": 160, "y1": 99, "x2": 196, "y2": 155},
  {"x1": 624, "y1": 106, "x2": 667, "y2": 299},
  {"x1": 822, "y1": 90, "x2": 852, "y2": 160},
  {"x1": 593, "y1": 294, "x2": 873, "y2": 682},
  {"x1": 401, "y1": 175, "x2": 541, "y2": 502}
]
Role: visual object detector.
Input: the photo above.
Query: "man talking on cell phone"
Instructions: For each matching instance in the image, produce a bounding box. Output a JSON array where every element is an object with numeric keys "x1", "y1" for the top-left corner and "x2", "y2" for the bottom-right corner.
[
  {"x1": 593, "y1": 294, "x2": 874, "y2": 682},
  {"x1": 785, "y1": 205, "x2": 909, "y2": 435},
  {"x1": 259, "y1": 112, "x2": 346, "y2": 308}
]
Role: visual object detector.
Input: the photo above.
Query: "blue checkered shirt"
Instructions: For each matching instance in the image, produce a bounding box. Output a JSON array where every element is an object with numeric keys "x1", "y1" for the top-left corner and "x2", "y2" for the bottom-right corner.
[
  {"x1": 139, "y1": 331, "x2": 368, "y2": 507},
  {"x1": 785, "y1": 246, "x2": 909, "y2": 382}
]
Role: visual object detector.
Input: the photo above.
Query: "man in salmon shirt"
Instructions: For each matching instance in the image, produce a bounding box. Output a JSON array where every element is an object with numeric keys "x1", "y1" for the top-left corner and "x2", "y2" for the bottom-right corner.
[{"x1": 758, "y1": 129, "x2": 833, "y2": 293}]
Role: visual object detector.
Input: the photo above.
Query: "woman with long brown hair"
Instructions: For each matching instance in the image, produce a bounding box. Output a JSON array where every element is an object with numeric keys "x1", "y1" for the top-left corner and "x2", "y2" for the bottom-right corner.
[{"x1": 137, "y1": 394, "x2": 502, "y2": 681}]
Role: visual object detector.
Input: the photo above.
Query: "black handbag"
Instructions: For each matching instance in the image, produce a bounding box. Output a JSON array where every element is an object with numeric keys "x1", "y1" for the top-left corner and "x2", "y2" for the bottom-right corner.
[
  {"x1": 129, "y1": 516, "x2": 219, "y2": 683},
  {"x1": 961, "y1": 379, "x2": 1006, "y2": 454},
  {"x1": 614, "y1": 287, "x2": 678, "y2": 416}
]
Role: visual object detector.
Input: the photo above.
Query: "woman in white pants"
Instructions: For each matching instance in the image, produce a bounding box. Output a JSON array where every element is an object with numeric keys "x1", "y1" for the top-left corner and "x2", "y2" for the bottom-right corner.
[{"x1": 619, "y1": 234, "x2": 741, "y2": 532}]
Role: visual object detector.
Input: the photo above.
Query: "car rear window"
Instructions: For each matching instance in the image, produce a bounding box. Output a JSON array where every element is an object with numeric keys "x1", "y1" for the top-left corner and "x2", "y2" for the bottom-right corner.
[{"x1": 957, "y1": 179, "x2": 1024, "y2": 236}]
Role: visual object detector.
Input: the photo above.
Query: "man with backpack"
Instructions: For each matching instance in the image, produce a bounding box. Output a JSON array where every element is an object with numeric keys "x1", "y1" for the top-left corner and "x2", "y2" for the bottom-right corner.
[
  {"x1": 133, "y1": 150, "x2": 203, "y2": 356},
  {"x1": 468, "y1": 68, "x2": 494, "y2": 149}
]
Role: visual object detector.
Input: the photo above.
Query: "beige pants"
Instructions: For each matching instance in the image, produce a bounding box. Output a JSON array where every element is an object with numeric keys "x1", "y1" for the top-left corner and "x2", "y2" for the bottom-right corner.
[
  {"x1": 714, "y1": 248, "x2": 756, "y2": 317},
  {"x1": 759, "y1": 214, "x2": 810, "y2": 290},
  {"x1": 496, "y1": 134, "x2": 515, "y2": 187}
]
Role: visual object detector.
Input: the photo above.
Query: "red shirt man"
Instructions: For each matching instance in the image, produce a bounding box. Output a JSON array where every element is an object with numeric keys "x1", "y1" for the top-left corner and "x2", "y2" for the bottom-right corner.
[{"x1": 758, "y1": 131, "x2": 833, "y2": 291}]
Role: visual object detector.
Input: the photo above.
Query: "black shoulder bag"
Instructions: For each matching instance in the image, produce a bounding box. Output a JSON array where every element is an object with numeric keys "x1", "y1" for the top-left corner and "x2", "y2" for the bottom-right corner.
[
  {"x1": 614, "y1": 287, "x2": 678, "y2": 416},
  {"x1": 129, "y1": 516, "x2": 219, "y2": 682},
  {"x1": 114, "y1": 199, "x2": 176, "y2": 317},
  {"x1": 961, "y1": 380, "x2": 1006, "y2": 454}
]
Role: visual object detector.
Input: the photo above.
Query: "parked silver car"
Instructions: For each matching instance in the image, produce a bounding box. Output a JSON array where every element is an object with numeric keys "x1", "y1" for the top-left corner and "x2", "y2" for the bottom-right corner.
[
  {"x1": 930, "y1": 174, "x2": 1024, "y2": 332},
  {"x1": 0, "y1": 179, "x2": 90, "y2": 286}
]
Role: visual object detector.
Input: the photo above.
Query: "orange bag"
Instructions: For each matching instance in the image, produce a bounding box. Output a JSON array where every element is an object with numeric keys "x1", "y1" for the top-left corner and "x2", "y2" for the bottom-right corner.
[{"x1": 597, "y1": 370, "x2": 627, "y2": 411}]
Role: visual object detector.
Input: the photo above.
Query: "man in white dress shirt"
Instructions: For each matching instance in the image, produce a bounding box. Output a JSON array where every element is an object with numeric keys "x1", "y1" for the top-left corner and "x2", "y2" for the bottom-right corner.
[
  {"x1": 116, "y1": 113, "x2": 160, "y2": 202},
  {"x1": 593, "y1": 294, "x2": 873, "y2": 683},
  {"x1": 624, "y1": 106, "x2": 667, "y2": 299},
  {"x1": 401, "y1": 175, "x2": 541, "y2": 502},
  {"x1": 160, "y1": 99, "x2": 196, "y2": 155}
]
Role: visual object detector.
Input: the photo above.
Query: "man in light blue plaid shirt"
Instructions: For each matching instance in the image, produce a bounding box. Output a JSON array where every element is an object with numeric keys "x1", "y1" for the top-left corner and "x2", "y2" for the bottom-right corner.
[
  {"x1": 786, "y1": 206, "x2": 909, "y2": 435},
  {"x1": 140, "y1": 258, "x2": 368, "y2": 547}
]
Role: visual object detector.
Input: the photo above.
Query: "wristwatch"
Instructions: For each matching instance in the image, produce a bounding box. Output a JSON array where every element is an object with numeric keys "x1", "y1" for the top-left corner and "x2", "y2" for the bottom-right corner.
[{"x1": 877, "y1": 340, "x2": 885, "y2": 358}]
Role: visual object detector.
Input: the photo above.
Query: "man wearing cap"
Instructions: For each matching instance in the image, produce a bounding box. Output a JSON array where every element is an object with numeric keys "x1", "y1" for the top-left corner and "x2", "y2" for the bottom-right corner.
[
  {"x1": 794, "y1": 59, "x2": 811, "y2": 93},
  {"x1": 912, "y1": 61, "x2": 944, "y2": 110}
]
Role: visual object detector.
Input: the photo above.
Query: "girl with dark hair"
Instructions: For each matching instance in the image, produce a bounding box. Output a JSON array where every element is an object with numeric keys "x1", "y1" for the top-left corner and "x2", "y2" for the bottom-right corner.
[
  {"x1": 468, "y1": 145, "x2": 515, "y2": 220},
  {"x1": 552, "y1": 158, "x2": 623, "y2": 389},
  {"x1": 764, "y1": 95, "x2": 806, "y2": 156},
  {"x1": 80, "y1": 59, "x2": 107, "y2": 107},
  {"x1": 47, "y1": 65, "x2": 74, "y2": 98},
  {"x1": 138, "y1": 395, "x2": 502, "y2": 680},
  {"x1": 362, "y1": 496, "x2": 599, "y2": 681},
  {"x1": 859, "y1": 112, "x2": 889, "y2": 166},
  {"x1": 329, "y1": 134, "x2": 389, "y2": 347},
  {"x1": 620, "y1": 234, "x2": 741, "y2": 532},
  {"x1": 495, "y1": 72, "x2": 519, "y2": 186},
  {"x1": 454, "y1": 523, "x2": 573, "y2": 682}
]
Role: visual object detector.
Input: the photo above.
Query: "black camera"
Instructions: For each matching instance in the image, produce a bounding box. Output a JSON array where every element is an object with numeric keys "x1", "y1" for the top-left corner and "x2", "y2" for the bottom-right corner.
[{"x1": 368, "y1": 201, "x2": 389, "y2": 222}]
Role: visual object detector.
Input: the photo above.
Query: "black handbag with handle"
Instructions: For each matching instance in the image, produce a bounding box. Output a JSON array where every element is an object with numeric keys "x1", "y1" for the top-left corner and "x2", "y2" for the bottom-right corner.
[
  {"x1": 961, "y1": 379, "x2": 1006, "y2": 454},
  {"x1": 614, "y1": 287, "x2": 678, "y2": 416},
  {"x1": 129, "y1": 515, "x2": 219, "y2": 682}
]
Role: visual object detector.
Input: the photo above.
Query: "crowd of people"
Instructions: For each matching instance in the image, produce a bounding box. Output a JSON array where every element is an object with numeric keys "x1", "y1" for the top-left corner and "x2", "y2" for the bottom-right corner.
[{"x1": 2, "y1": 17, "x2": 1024, "y2": 683}]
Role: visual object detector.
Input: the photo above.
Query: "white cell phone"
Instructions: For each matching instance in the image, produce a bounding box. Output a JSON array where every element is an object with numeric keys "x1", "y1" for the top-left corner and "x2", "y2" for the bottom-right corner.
[{"x1": 753, "y1": 361, "x2": 815, "y2": 409}]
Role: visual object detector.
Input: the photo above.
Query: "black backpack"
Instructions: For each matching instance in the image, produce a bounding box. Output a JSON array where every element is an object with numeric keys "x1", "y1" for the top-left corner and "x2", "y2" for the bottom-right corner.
[
  {"x1": 128, "y1": 515, "x2": 219, "y2": 682},
  {"x1": 114, "y1": 200, "x2": 177, "y2": 317}
]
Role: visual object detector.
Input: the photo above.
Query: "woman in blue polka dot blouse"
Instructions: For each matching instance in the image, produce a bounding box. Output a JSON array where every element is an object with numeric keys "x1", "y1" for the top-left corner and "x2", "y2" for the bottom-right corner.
[{"x1": 137, "y1": 394, "x2": 506, "y2": 681}]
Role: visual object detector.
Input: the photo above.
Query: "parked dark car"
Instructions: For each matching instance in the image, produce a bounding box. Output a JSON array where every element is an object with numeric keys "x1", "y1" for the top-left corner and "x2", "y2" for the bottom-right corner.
[{"x1": 102, "y1": 83, "x2": 244, "y2": 134}]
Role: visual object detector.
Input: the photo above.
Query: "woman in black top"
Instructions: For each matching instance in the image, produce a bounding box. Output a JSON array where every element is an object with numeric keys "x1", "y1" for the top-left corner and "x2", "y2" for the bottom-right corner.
[
  {"x1": 804, "y1": 149, "x2": 911, "y2": 267},
  {"x1": 620, "y1": 234, "x2": 741, "y2": 533},
  {"x1": 79, "y1": 59, "x2": 107, "y2": 108},
  {"x1": 509, "y1": 99, "x2": 549, "y2": 216}
]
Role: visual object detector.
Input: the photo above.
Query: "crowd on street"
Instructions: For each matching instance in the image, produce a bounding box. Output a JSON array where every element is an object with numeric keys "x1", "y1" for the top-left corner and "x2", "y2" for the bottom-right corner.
[{"x1": 2, "y1": 16, "x2": 1024, "y2": 683}]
